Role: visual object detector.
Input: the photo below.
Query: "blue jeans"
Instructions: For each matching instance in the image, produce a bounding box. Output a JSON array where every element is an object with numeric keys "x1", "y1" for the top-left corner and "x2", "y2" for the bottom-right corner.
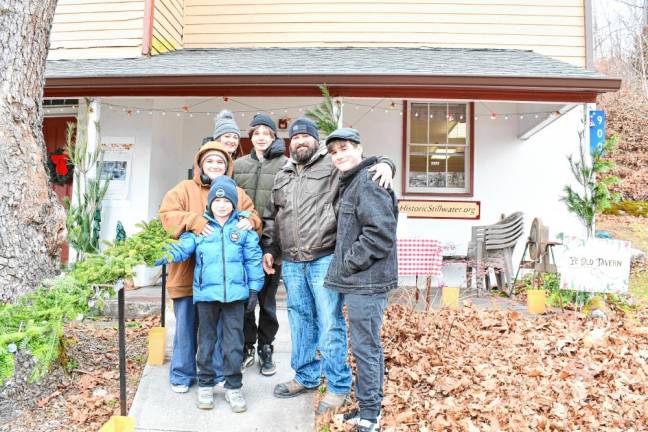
[
  {"x1": 282, "y1": 255, "x2": 352, "y2": 394},
  {"x1": 170, "y1": 296, "x2": 224, "y2": 386}
]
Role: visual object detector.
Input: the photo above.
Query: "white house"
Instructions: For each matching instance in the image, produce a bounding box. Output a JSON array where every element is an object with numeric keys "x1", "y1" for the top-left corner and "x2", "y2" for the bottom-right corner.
[{"x1": 42, "y1": 1, "x2": 621, "y2": 287}]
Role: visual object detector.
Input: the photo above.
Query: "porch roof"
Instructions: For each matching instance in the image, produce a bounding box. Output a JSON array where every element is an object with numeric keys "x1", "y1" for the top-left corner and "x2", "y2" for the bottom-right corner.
[{"x1": 44, "y1": 47, "x2": 620, "y2": 102}]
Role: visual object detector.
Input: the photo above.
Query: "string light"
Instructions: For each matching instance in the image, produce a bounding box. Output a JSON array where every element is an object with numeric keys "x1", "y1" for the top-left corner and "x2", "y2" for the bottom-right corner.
[{"x1": 96, "y1": 101, "x2": 561, "y2": 125}]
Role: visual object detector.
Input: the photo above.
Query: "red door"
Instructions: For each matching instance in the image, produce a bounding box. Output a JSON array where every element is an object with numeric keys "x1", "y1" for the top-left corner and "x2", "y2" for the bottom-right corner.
[{"x1": 43, "y1": 117, "x2": 76, "y2": 263}]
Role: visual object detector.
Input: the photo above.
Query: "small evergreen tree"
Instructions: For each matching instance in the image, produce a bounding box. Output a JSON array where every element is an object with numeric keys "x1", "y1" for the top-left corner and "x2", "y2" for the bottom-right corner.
[
  {"x1": 561, "y1": 129, "x2": 621, "y2": 238},
  {"x1": 305, "y1": 84, "x2": 343, "y2": 136}
]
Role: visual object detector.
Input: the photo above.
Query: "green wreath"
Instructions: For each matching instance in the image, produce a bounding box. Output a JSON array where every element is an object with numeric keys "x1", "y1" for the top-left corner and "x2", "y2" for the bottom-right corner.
[{"x1": 47, "y1": 148, "x2": 74, "y2": 185}]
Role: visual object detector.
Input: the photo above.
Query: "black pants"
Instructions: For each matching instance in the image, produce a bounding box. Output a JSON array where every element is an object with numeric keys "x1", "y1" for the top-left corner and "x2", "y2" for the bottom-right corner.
[
  {"x1": 244, "y1": 265, "x2": 281, "y2": 350},
  {"x1": 345, "y1": 292, "x2": 388, "y2": 421},
  {"x1": 196, "y1": 300, "x2": 244, "y2": 389}
]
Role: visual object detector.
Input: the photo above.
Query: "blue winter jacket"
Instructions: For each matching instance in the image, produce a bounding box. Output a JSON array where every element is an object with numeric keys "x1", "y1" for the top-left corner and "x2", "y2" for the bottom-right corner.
[{"x1": 157, "y1": 211, "x2": 265, "y2": 303}]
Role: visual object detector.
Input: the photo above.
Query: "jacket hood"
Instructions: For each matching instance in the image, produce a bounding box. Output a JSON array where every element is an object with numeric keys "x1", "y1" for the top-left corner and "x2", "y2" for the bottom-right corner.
[
  {"x1": 193, "y1": 141, "x2": 234, "y2": 186},
  {"x1": 251, "y1": 136, "x2": 285, "y2": 161},
  {"x1": 264, "y1": 137, "x2": 286, "y2": 159}
]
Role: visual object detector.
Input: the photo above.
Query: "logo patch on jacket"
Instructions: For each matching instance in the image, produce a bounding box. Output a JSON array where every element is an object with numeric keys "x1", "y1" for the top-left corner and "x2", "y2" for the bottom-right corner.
[{"x1": 230, "y1": 231, "x2": 240, "y2": 242}]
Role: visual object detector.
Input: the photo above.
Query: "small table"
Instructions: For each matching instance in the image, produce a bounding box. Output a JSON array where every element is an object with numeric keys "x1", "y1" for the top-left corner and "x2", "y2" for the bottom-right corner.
[{"x1": 397, "y1": 239, "x2": 443, "y2": 310}]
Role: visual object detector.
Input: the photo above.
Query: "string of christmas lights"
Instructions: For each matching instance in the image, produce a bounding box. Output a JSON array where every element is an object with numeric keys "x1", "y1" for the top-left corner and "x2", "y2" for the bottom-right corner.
[{"x1": 42, "y1": 96, "x2": 568, "y2": 123}]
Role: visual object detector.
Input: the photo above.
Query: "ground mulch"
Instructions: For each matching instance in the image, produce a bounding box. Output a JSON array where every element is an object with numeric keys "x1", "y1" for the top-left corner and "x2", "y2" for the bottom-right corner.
[
  {"x1": 0, "y1": 315, "x2": 157, "y2": 432},
  {"x1": 318, "y1": 303, "x2": 648, "y2": 432}
]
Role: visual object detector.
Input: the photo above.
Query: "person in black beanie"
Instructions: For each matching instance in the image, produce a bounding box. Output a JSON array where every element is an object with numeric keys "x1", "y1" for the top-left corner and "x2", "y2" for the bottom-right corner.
[{"x1": 233, "y1": 113, "x2": 288, "y2": 376}]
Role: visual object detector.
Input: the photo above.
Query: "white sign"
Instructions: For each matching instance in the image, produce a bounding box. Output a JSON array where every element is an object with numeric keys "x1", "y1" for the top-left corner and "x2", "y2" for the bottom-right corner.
[
  {"x1": 554, "y1": 236, "x2": 631, "y2": 293},
  {"x1": 100, "y1": 137, "x2": 134, "y2": 200}
]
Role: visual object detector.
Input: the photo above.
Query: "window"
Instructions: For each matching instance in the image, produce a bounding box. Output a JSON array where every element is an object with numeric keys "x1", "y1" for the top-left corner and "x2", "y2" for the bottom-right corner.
[{"x1": 404, "y1": 101, "x2": 473, "y2": 195}]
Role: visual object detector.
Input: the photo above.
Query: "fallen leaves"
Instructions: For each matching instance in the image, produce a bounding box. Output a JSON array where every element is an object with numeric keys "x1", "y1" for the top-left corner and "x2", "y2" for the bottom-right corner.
[
  {"x1": 320, "y1": 304, "x2": 648, "y2": 431},
  {"x1": 2, "y1": 315, "x2": 157, "y2": 431}
]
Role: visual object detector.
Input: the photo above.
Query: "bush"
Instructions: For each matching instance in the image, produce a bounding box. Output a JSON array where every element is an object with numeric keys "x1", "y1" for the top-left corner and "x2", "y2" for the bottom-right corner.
[
  {"x1": 604, "y1": 200, "x2": 648, "y2": 217},
  {"x1": 0, "y1": 219, "x2": 174, "y2": 385}
]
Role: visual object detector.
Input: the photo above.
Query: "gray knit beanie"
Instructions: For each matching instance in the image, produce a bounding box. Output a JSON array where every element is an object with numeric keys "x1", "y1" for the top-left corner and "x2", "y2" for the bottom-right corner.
[{"x1": 212, "y1": 109, "x2": 241, "y2": 140}]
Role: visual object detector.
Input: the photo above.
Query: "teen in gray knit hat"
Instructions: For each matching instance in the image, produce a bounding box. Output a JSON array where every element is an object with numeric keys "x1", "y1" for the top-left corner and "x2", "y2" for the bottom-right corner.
[{"x1": 213, "y1": 110, "x2": 241, "y2": 157}]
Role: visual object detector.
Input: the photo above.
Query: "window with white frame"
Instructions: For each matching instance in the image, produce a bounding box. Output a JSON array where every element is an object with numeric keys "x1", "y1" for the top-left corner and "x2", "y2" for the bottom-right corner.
[{"x1": 405, "y1": 102, "x2": 472, "y2": 195}]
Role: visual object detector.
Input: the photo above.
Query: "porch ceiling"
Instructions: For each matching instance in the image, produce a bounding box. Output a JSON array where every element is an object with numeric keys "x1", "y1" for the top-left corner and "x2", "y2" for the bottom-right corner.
[{"x1": 44, "y1": 47, "x2": 620, "y2": 102}]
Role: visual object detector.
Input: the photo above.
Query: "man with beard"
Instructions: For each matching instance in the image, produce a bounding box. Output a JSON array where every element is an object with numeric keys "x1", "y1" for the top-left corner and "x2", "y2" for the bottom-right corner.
[{"x1": 262, "y1": 117, "x2": 394, "y2": 414}]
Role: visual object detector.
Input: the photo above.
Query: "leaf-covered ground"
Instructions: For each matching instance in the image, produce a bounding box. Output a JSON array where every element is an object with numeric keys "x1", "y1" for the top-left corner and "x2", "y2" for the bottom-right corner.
[
  {"x1": 0, "y1": 315, "x2": 156, "y2": 432},
  {"x1": 319, "y1": 304, "x2": 648, "y2": 432}
]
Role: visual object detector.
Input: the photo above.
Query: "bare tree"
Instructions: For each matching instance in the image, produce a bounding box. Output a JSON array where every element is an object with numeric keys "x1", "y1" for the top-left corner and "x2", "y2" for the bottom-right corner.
[
  {"x1": 593, "y1": 0, "x2": 648, "y2": 98},
  {"x1": 0, "y1": 0, "x2": 65, "y2": 302}
]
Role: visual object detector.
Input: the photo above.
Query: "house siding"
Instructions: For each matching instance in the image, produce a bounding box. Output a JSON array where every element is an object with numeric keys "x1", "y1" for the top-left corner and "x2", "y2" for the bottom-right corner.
[
  {"x1": 152, "y1": 0, "x2": 184, "y2": 54},
  {"x1": 183, "y1": 0, "x2": 586, "y2": 66},
  {"x1": 49, "y1": 0, "x2": 146, "y2": 60}
]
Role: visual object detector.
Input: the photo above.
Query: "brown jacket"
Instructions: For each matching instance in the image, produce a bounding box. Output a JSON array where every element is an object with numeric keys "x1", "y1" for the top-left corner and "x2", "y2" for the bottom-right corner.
[{"x1": 159, "y1": 141, "x2": 262, "y2": 299}]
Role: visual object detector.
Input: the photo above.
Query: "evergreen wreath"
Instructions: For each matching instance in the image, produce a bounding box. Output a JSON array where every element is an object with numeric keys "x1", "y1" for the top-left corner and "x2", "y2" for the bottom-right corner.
[{"x1": 47, "y1": 148, "x2": 74, "y2": 185}]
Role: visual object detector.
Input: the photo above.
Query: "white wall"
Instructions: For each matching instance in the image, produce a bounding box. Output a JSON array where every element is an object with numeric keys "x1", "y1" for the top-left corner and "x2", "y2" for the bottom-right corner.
[
  {"x1": 97, "y1": 96, "x2": 587, "y2": 260},
  {"x1": 98, "y1": 99, "x2": 153, "y2": 242}
]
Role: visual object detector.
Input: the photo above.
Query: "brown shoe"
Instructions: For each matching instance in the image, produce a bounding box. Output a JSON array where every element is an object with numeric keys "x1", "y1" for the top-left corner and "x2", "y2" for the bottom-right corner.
[
  {"x1": 316, "y1": 390, "x2": 348, "y2": 414},
  {"x1": 273, "y1": 379, "x2": 318, "y2": 399}
]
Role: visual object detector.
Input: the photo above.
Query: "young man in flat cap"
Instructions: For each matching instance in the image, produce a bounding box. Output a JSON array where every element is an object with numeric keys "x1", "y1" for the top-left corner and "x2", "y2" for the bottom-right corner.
[{"x1": 324, "y1": 128, "x2": 398, "y2": 432}]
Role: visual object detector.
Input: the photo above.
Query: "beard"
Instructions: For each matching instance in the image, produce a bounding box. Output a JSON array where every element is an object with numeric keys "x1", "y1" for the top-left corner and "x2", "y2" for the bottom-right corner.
[{"x1": 291, "y1": 143, "x2": 318, "y2": 164}]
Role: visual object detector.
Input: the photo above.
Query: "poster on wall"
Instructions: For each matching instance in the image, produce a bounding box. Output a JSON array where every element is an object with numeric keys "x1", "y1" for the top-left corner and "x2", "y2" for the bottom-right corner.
[
  {"x1": 554, "y1": 235, "x2": 631, "y2": 293},
  {"x1": 100, "y1": 138, "x2": 134, "y2": 200}
]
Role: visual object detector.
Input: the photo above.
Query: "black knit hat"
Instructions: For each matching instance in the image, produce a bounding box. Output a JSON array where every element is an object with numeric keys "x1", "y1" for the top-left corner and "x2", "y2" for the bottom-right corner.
[
  {"x1": 289, "y1": 117, "x2": 319, "y2": 141},
  {"x1": 249, "y1": 113, "x2": 277, "y2": 135},
  {"x1": 206, "y1": 176, "x2": 238, "y2": 216}
]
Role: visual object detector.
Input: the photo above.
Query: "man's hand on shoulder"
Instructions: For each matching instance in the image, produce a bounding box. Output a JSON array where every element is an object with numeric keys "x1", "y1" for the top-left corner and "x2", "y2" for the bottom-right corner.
[{"x1": 368, "y1": 162, "x2": 393, "y2": 189}]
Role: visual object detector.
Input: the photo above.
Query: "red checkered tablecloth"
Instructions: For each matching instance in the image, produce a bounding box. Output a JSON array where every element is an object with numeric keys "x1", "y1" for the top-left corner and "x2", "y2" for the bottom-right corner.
[{"x1": 397, "y1": 239, "x2": 443, "y2": 277}]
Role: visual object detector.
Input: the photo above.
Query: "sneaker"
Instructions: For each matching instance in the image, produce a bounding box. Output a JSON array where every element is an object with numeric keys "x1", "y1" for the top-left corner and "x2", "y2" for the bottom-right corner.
[
  {"x1": 241, "y1": 346, "x2": 255, "y2": 370},
  {"x1": 356, "y1": 418, "x2": 380, "y2": 432},
  {"x1": 343, "y1": 410, "x2": 382, "y2": 426},
  {"x1": 196, "y1": 386, "x2": 214, "y2": 410},
  {"x1": 225, "y1": 388, "x2": 247, "y2": 413},
  {"x1": 316, "y1": 391, "x2": 348, "y2": 414},
  {"x1": 258, "y1": 344, "x2": 277, "y2": 376},
  {"x1": 170, "y1": 384, "x2": 189, "y2": 394}
]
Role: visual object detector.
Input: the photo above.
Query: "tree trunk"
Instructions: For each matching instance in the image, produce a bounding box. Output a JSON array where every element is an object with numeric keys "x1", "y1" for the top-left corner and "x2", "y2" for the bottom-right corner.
[{"x1": 0, "y1": 0, "x2": 65, "y2": 302}]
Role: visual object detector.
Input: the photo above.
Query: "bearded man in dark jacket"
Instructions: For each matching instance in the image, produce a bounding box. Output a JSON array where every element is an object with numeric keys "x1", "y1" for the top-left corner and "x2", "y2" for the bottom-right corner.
[{"x1": 262, "y1": 117, "x2": 395, "y2": 415}]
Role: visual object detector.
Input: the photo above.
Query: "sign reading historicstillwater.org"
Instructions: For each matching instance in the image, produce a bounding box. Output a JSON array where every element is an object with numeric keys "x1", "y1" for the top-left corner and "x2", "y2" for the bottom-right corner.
[{"x1": 398, "y1": 200, "x2": 480, "y2": 220}]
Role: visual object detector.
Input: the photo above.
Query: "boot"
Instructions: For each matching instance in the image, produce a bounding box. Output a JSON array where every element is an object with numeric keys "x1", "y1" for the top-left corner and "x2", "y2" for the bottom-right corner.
[{"x1": 258, "y1": 344, "x2": 277, "y2": 376}]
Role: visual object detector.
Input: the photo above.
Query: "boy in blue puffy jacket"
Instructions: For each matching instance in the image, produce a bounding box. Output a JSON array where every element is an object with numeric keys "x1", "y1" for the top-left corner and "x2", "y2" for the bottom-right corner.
[{"x1": 157, "y1": 176, "x2": 264, "y2": 412}]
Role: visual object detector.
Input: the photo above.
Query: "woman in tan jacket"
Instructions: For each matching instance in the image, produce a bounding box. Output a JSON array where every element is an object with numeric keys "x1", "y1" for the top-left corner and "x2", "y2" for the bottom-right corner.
[{"x1": 159, "y1": 140, "x2": 261, "y2": 393}]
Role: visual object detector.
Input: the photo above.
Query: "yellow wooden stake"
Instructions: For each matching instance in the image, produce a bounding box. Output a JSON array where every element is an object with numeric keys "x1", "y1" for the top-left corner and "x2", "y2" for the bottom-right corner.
[
  {"x1": 99, "y1": 416, "x2": 135, "y2": 432},
  {"x1": 147, "y1": 327, "x2": 166, "y2": 365},
  {"x1": 526, "y1": 289, "x2": 547, "y2": 314},
  {"x1": 441, "y1": 287, "x2": 460, "y2": 308}
]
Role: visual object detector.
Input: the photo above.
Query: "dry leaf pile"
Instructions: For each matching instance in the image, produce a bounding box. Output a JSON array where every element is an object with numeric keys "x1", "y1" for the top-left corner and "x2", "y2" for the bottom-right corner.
[
  {"x1": 1, "y1": 315, "x2": 157, "y2": 432},
  {"x1": 321, "y1": 304, "x2": 648, "y2": 432}
]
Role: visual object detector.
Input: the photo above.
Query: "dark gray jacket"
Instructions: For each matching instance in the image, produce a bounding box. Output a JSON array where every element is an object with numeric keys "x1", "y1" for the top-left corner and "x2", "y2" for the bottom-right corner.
[
  {"x1": 233, "y1": 137, "x2": 288, "y2": 218},
  {"x1": 262, "y1": 146, "x2": 396, "y2": 263},
  {"x1": 324, "y1": 157, "x2": 399, "y2": 294}
]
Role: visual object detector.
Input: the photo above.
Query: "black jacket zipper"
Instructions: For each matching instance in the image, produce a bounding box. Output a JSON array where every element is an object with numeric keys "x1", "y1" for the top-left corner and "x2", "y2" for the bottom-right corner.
[{"x1": 199, "y1": 252, "x2": 204, "y2": 289}]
